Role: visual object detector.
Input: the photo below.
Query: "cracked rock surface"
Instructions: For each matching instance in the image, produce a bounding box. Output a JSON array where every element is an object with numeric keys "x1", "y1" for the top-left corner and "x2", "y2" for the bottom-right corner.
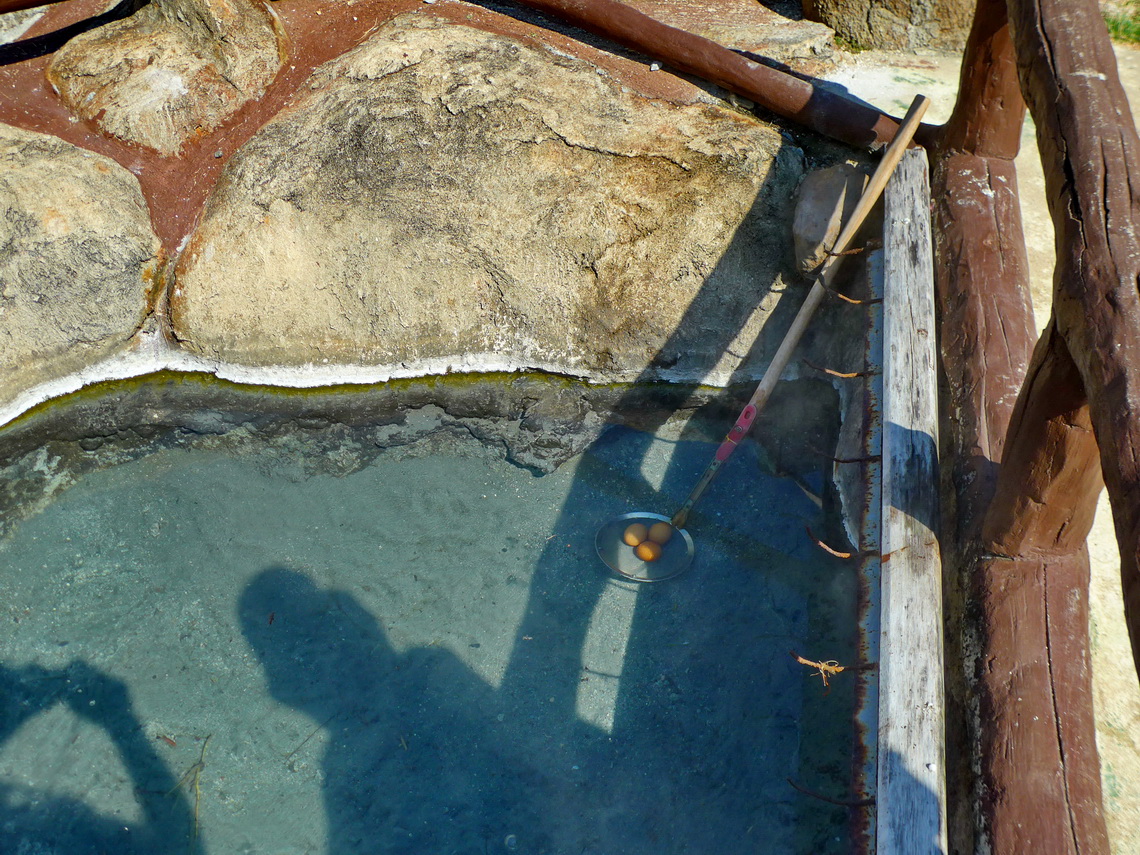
[
  {"x1": 0, "y1": 124, "x2": 161, "y2": 407},
  {"x1": 172, "y1": 12, "x2": 802, "y2": 383}
]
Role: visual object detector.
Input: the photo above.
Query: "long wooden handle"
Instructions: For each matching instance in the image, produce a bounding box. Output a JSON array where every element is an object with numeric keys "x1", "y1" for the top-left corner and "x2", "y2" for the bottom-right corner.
[{"x1": 671, "y1": 94, "x2": 931, "y2": 530}]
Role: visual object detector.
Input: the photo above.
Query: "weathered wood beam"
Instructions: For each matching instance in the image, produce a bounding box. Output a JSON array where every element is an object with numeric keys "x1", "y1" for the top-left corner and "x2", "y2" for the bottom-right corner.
[
  {"x1": 878, "y1": 147, "x2": 946, "y2": 855},
  {"x1": 978, "y1": 323, "x2": 1109, "y2": 854},
  {"x1": 929, "y1": 1, "x2": 1036, "y2": 851},
  {"x1": 1003, "y1": 0, "x2": 1140, "y2": 686}
]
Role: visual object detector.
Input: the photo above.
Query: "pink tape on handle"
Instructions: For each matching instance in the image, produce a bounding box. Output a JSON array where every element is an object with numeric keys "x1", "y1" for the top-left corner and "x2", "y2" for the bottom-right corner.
[
  {"x1": 732, "y1": 405, "x2": 757, "y2": 436},
  {"x1": 714, "y1": 405, "x2": 758, "y2": 462}
]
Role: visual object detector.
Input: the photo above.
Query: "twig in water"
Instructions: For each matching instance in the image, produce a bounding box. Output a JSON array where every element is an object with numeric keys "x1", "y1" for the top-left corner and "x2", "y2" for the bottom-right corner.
[
  {"x1": 168, "y1": 734, "x2": 210, "y2": 845},
  {"x1": 285, "y1": 712, "x2": 338, "y2": 765},
  {"x1": 825, "y1": 238, "x2": 883, "y2": 259},
  {"x1": 804, "y1": 525, "x2": 855, "y2": 559},
  {"x1": 808, "y1": 443, "x2": 881, "y2": 465},
  {"x1": 791, "y1": 651, "x2": 846, "y2": 688},
  {"x1": 830, "y1": 289, "x2": 880, "y2": 305},
  {"x1": 801, "y1": 357, "x2": 865, "y2": 379}
]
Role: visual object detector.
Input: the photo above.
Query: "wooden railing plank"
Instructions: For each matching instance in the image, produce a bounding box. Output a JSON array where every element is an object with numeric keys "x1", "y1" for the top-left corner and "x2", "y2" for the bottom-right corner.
[{"x1": 877, "y1": 147, "x2": 946, "y2": 855}]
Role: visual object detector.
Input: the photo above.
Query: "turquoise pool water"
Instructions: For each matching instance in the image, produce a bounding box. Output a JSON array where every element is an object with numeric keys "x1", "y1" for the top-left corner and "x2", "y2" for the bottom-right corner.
[{"x1": 0, "y1": 419, "x2": 856, "y2": 854}]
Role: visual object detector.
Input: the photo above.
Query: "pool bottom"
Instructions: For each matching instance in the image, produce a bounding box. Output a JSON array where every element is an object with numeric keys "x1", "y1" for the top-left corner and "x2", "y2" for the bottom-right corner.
[{"x1": 1, "y1": 421, "x2": 857, "y2": 854}]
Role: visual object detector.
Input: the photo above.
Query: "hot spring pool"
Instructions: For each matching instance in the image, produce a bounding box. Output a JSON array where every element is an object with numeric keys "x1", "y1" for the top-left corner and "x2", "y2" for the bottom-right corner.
[{"x1": 0, "y1": 401, "x2": 858, "y2": 854}]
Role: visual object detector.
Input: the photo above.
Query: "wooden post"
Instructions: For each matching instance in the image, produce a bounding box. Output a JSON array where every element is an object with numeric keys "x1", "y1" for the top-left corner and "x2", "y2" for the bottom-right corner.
[
  {"x1": 929, "y1": 1, "x2": 1036, "y2": 849},
  {"x1": 878, "y1": 147, "x2": 946, "y2": 855},
  {"x1": 1004, "y1": 0, "x2": 1140, "y2": 684},
  {"x1": 976, "y1": 324, "x2": 1109, "y2": 854}
]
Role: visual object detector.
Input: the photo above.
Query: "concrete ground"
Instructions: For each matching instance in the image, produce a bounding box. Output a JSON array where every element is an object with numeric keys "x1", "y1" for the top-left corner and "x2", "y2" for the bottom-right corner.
[{"x1": 823, "y1": 44, "x2": 1140, "y2": 854}]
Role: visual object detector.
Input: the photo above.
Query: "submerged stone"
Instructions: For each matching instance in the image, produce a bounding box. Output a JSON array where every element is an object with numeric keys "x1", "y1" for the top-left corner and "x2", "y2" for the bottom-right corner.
[
  {"x1": 171, "y1": 13, "x2": 803, "y2": 384},
  {"x1": 0, "y1": 124, "x2": 160, "y2": 411}
]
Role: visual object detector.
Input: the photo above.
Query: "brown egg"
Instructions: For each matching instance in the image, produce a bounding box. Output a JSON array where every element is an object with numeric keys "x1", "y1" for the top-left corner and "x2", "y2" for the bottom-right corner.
[
  {"x1": 623, "y1": 523, "x2": 649, "y2": 547},
  {"x1": 635, "y1": 540, "x2": 663, "y2": 562},
  {"x1": 648, "y1": 521, "x2": 674, "y2": 545}
]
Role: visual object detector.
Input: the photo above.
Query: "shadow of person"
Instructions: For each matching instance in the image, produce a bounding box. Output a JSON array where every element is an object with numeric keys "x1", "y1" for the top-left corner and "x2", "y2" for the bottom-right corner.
[
  {"x1": 0, "y1": 660, "x2": 202, "y2": 855},
  {"x1": 240, "y1": 566, "x2": 602, "y2": 854}
]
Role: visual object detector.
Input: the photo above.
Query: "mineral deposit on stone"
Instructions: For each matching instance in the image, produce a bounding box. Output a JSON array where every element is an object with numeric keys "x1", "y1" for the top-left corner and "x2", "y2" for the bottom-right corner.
[
  {"x1": 0, "y1": 125, "x2": 161, "y2": 406},
  {"x1": 172, "y1": 13, "x2": 802, "y2": 383},
  {"x1": 47, "y1": 0, "x2": 286, "y2": 156}
]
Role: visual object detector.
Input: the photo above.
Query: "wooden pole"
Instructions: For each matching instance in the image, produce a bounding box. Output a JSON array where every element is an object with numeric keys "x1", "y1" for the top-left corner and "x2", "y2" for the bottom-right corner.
[
  {"x1": 977, "y1": 325, "x2": 1109, "y2": 854},
  {"x1": 930, "y1": 0, "x2": 1112, "y2": 851},
  {"x1": 929, "y1": 2, "x2": 1036, "y2": 849},
  {"x1": 1002, "y1": 0, "x2": 1140, "y2": 685},
  {"x1": 512, "y1": 0, "x2": 935, "y2": 150},
  {"x1": 0, "y1": 0, "x2": 68, "y2": 14},
  {"x1": 932, "y1": 0, "x2": 1140, "y2": 848}
]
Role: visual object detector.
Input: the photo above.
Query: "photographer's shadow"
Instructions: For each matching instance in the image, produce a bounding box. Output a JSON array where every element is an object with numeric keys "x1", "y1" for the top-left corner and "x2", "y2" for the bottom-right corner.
[
  {"x1": 0, "y1": 661, "x2": 202, "y2": 855},
  {"x1": 240, "y1": 566, "x2": 586, "y2": 854}
]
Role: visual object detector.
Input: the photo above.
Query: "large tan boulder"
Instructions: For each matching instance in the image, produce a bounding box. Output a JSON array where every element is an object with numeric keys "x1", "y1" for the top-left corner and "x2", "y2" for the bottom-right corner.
[
  {"x1": 0, "y1": 124, "x2": 161, "y2": 406},
  {"x1": 46, "y1": 0, "x2": 286, "y2": 156},
  {"x1": 172, "y1": 13, "x2": 803, "y2": 384}
]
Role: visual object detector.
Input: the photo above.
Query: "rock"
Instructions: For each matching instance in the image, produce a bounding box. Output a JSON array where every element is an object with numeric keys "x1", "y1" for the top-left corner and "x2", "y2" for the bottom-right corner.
[
  {"x1": 623, "y1": 0, "x2": 836, "y2": 72},
  {"x1": 46, "y1": 0, "x2": 286, "y2": 156},
  {"x1": 803, "y1": 0, "x2": 974, "y2": 51},
  {"x1": 0, "y1": 6, "x2": 43, "y2": 45},
  {"x1": 172, "y1": 13, "x2": 803, "y2": 385},
  {"x1": 0, "y1": 124, "x2": 161, "y2": 406},
  {"x1": 792, "y1": 162, "x2": 871, "y2": 274}
]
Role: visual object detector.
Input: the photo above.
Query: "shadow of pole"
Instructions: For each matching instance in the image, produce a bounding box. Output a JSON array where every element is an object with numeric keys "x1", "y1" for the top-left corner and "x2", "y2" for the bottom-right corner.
[{"x1": 496, "y1": 134, "x2": 802, "y2": 710}]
